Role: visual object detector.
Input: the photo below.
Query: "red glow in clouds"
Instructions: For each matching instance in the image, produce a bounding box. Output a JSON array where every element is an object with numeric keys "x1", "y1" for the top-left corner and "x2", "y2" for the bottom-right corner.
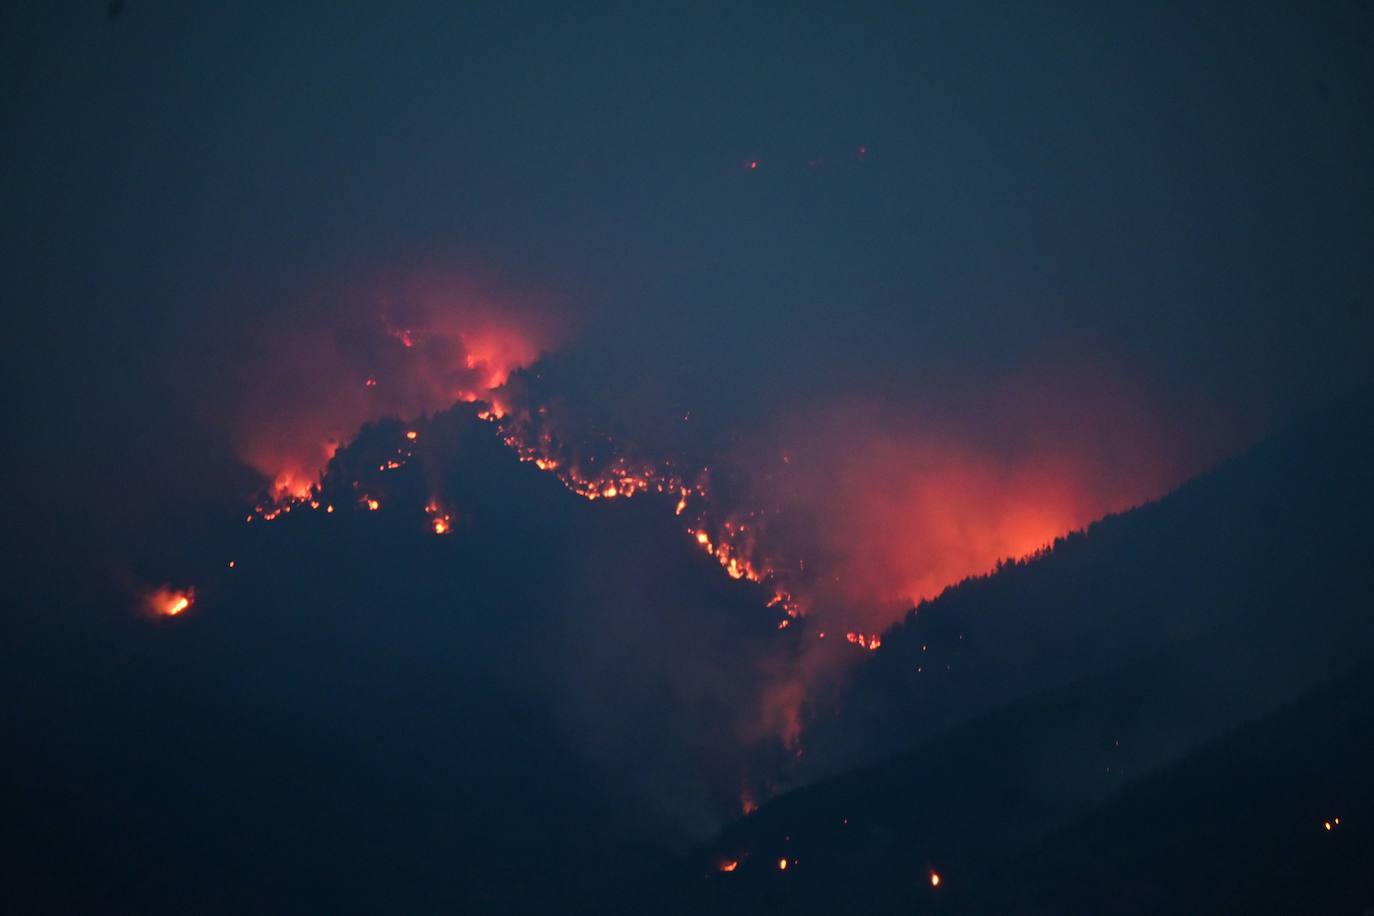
[
  {"x1": 222, "y1": 281, "x2": 1196, "y2": 766},
  {"x1": 722, "y1": 389, "x2": 1185, "y2": 636},
  {"x1": 229, "y1": 274, "x2": 564, "y2": 501}
]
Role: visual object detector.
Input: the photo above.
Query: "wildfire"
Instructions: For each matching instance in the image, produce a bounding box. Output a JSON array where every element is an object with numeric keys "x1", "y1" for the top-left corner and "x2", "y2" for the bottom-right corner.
[
  {"x1": 495, "y1": 435, "x2": 815, "y2": 627},
  {"x1": 230, "y1": 278, "x2": 561, "y2": 519},
  {"x1": 146, "y1": 586, "x2": 194, "y2": 618},
  {"x1": 428, "y1": 502, "x2": 454, "y2": 535},
  {"x1": 845, "y1": 632, "x2": 882, "y2": 651}
]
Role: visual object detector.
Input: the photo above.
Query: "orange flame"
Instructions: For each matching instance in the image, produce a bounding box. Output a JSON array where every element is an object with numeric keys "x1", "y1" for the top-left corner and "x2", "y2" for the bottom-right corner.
[
  {"x1": 229, "y1": 275, "x2": 562, "y2": 507},
  {"x1": 146, "y1": 586, "x2": 194, "y2": 618},
  {"x1": 845, "y1": 632, "x2": 882, "y2": 651}
]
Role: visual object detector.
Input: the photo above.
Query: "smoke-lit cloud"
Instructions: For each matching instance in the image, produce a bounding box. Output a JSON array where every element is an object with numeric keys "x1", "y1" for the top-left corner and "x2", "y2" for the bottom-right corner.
[{"x1": 221, "y1": 269, "x2": 568, "y2": 498}]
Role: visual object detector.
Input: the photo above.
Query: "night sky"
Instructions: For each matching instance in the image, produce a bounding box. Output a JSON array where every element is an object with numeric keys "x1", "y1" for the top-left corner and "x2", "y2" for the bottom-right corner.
[
  {"x1": 7, "y1": 2, "x2": 1372, "y2": 551},
  {"x1": 3, "y1": 2, "x2": 1373, "y2": 911}
]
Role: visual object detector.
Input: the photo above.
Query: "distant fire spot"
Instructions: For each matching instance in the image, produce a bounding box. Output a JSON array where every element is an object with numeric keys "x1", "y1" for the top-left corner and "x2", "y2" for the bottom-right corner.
[{"x1": 146, "y1": 586, "x2": 194, "y2": 618}]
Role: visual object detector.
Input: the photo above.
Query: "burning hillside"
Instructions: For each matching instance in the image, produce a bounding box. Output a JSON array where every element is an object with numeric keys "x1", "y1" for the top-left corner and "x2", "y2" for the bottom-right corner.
[
  {"x1": 224, "y1": 274, "x2": 565, "y2": 501},
  {"x1": 179, "y1": 286, "x2": 1202, "y2": 782}
]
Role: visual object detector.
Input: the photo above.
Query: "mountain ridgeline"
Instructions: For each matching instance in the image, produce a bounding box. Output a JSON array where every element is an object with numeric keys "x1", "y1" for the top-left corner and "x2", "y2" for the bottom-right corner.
[
  {"x1": 650, "y1": 387, "x2": 1374, "y2": 914},
  {"x1": 3, "y1": 388, "x2": 1371, "y2": 915},
  {"x1": 1, "y1": 405, "x2": 800, "y2": 914}
]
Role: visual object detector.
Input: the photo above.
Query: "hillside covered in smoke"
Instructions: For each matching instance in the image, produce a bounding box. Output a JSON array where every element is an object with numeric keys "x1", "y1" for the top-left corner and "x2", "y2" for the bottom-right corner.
[
  {"x1": 6, "y1": 379, "x2": 1372, "y2": 914},
  {"x1": 644, "y1": 388, "x2": 1374, "y2": 914},
  {"x1": 1, "y1": 404, "x2": 811, "y2": 914}
]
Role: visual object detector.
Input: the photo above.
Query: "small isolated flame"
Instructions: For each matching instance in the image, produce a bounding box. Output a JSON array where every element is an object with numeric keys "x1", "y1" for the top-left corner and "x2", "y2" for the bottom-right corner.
[
  {"x1": 146, "y1": 586, "x2": 194, "y2": 618},
  {"x1": 718, "y1": 859, "x2": 739, "y2": 873},
  {"x1": 929, "y1": 870, "x2": 941, "y2": 888},
  {"x1": 426, "y1": 501, "x2": 454, "y2": 534},
  {"x1": 777, "y1": 857, "x2": 788, "y2": 871}
]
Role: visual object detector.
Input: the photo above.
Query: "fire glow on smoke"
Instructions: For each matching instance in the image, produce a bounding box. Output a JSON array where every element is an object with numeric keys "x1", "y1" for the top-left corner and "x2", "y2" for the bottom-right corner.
[{"x1": 202, "y1": 286, "x2": 1184, "y2": 773}]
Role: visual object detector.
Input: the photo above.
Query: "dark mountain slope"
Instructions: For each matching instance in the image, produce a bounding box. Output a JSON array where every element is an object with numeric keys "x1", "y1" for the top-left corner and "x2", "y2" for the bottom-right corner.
[
  {"x1": 964, "y1": 657, "x2": 1374, "y2": 916},
  {"x1": 806, "y1": 387, "x2": 1374, "y2": 767},
  {"x1": 0, "y1": 404, "x2": 801, "y2": 914},
  {"x1": 642, "y1": 389, "x2": 1374, "y2": 913}
]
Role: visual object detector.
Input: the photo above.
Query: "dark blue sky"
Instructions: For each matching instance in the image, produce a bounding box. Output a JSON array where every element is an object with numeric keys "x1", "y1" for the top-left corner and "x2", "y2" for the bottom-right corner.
[{"x1": 4, "y1": 1, "x2": 1372, "y2": 557}]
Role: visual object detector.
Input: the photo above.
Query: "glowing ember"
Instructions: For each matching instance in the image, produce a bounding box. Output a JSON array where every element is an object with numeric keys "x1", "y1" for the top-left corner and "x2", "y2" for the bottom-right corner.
[
  {"x1": 146, "y1": 586, "x2": 194, "y2": 618},
  {"x1": 777, "y1": 857, "x2": 788, "y2": 871},
  {"x1": 718, "y1": 859, "x2": 738, "y2": 873},
  {"x1": 425, "y1": 501, "x2": 455, "y2": 534},
  {"x1": 405, "y1": 430, "x2": 418, "y2": 440},
  {"x1": 845, "y1": 632, "x2": 882, "y2": 650},
  {"x1": 929, "y1": 870, "x2": 941, "y2": 888},
  {"x1": 365, "y1": 498, "x2": 381, "y2": 511},
  {"x1": 493, "y1": 410, "x2": 812, "y2": 630}
]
